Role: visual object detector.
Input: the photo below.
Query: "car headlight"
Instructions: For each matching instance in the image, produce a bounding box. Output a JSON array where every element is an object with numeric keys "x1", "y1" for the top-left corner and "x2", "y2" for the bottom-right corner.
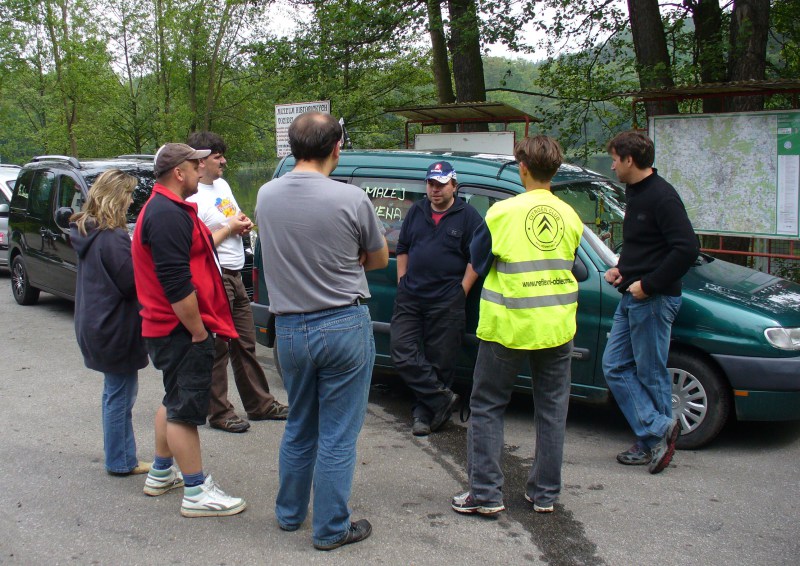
[{"x1": 764, "y1": 327, "x2": 800, "y2": 351}]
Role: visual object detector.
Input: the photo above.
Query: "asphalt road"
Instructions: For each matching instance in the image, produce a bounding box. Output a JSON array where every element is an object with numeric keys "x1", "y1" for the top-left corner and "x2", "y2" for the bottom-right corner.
[{"x1": 1, "y1": 270, "x2": 799, "y2": 566}]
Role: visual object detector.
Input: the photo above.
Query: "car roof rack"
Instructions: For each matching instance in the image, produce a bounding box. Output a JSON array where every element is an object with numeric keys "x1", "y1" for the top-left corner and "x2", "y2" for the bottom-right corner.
[
  {"x1": 116, "y1": 154, "x2": 155, "y2": 160},
  {"x1": 30, "y1": 155, "x2": 81, "y2": 168}
]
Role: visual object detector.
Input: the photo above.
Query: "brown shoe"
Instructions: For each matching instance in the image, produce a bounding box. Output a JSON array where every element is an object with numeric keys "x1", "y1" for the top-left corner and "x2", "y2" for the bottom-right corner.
[
  {"x1": 209, "y1": 416, "x2": 251, "y2": 433},
  {"x1": 130, "y1": 461, "x2": 152, "y2": 475},
  {"x1": 248, "y1": 401, "x2": 289, "y2": 421}
]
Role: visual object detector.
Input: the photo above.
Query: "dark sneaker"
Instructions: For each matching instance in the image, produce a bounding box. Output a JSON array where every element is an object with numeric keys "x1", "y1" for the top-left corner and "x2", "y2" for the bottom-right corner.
[
  {"x1": 451, "y1": 491, "x2": 505, "y2": 515},
  {"x1": 430, "y1": 392, "x2": 460, "y2": 432},
  {"x1": 248, "y1": 401, "x2": 289, "y2": 421},
  {"x1": 412, "y1": 418, "x2": 431, "y2": 437},
  {"x1": 209, "y1": 416, "x2": 250, "y2": 433},
  {"x1": 616, "y1": 443, "x2": 652, "y2": 465},
  {"x1": 313, "y1": 519, "x2": 372, "y2": 550},
  {"x1": 523, "y1": 493, "x2": 554, "y2": 513},
  {"x1": 648, "y1": 420, "x2": 680, "y2": 474}
]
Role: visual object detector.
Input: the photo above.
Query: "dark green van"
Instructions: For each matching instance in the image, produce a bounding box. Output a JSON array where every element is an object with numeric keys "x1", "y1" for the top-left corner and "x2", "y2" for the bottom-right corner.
[{"x1": 252, "y1": 150, "x2": 800, "y2": 449}]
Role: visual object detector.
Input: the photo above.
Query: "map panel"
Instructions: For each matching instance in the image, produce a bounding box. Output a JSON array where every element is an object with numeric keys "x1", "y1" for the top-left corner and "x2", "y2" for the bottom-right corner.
[{"x1": 651, "y1": 111, "x2": 800, "y2": 238}]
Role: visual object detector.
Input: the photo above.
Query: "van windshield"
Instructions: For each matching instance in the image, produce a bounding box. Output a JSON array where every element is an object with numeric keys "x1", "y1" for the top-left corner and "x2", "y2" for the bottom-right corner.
[{"x1": 552, "y1": 179, "x2": 625, "y2": 254}]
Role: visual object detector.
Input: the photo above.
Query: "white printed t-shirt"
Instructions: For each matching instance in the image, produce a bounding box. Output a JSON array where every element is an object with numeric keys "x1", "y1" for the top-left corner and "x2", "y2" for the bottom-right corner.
[{"x1": 186, "y1": 178, "x2": 245, "y2": 270}]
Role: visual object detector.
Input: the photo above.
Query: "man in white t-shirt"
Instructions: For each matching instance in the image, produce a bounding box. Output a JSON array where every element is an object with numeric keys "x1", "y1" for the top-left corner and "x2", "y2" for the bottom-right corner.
[{"x1": 187, "y1": 132, "x2": 289, "y2": 433}]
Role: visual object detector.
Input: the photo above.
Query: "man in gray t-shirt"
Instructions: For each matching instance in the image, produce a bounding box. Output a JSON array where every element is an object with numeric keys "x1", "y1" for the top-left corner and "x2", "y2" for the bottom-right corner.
[
  {"x1": 255, "y1": 111, "x2": 388, "y2": 551},
  {"x1": 256, "y1": 172, "x2": 383, "y2": 314}
]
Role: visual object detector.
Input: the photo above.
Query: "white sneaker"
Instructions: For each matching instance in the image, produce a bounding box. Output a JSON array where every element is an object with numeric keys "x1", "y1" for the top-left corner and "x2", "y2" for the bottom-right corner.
[
  {"x1": 143, "y1": 465, "x2": 184, "y2": 496},
  {"x1": 180, "y1": 475, "x2": 246, "y2": 518},
  {"x1": 524, "y1": 493, "x2": 554, "y2": 513}
]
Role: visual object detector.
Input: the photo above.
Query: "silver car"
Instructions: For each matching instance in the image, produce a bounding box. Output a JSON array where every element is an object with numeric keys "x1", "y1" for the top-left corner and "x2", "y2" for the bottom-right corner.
[{"x1": 0, "y1": 164, "x2": 20, "y2": 268}]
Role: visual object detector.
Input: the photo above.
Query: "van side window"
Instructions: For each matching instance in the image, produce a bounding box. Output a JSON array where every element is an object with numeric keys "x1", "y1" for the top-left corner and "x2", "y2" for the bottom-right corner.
[
  {"x1": 10, "y1": 170, "x2": 35, "y2": 209},
  {"x1": 28, "y1": 171, "x2": 56, "y2": 218},
  {"x1": 353, "y1": 178, "x2": 426, "y2": 253},
  {"x1": 57, "y1": 175, "x2": 82, "y2": 213}
]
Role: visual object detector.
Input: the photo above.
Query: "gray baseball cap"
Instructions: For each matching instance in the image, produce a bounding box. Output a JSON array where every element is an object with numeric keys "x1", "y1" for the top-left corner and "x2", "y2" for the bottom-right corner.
[{"x1": 154, "y1": 143, "x2": 211, "y2": 177}]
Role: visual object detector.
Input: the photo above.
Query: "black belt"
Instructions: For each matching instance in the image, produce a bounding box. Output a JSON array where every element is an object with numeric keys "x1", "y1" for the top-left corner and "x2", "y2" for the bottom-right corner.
[
  {"x1": 352, "y1": 297, "x2": 370, "y2": 306},
  {"x1": 222, "y1": 267, "x2": 240, "y2": 277}
]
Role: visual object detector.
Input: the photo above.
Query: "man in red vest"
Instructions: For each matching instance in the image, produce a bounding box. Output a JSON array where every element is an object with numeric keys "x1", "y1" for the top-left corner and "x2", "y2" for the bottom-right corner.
[{"x1": 132, "y1": 143, "x2": 246, "y2": 518}]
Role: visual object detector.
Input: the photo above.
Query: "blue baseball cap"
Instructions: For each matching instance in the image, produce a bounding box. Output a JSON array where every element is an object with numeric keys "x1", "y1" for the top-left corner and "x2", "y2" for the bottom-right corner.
[{"x1": 425, "y1": 161, "x2": 457, "y2": 184}]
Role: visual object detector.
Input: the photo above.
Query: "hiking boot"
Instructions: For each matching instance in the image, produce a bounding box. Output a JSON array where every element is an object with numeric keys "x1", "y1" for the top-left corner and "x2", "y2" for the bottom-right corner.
[
  {"x1": 616, "y1": 443, "x2": 652, "y2": 465},
  {"x1": 313, "y1": 519, "x2": 372, "y2": 550},
  {"x1": 451, "y1": 491, "x2": 505, "y2": 515},
  {"x1": 430, "y1": 392, "x2": 460, "y2": 432},
  {"x1": 524, "y1": 493, "x2": 554, "y2": 513},
  {"x1": 180, "y1": 475, "x2": 246, "y2": 517},
  {"x1": 649, "y1": 420, "x2": 680, "y2": 474},
  {"x1": 143, "y1": 465, "x2": 184, "y2": 496},
  {"x1": 248, "y1": 401, "x2": 289, "y2": 421},
  {"x1": 209, "y1": 416, "x2": 250, "y2": 433},
  {"x1": 412, "y1": 418, "x2": 431, "y2": 437}
]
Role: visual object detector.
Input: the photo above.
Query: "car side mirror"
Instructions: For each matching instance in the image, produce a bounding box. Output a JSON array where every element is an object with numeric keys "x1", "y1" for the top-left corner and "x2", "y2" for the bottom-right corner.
[
  {"x1": 55, "y1": 206, "x2": 74, "y2": 229},
  {"x1": 0, "y1": 203, "x2": 8, "y2": 218},
  {"x1": 572, "y1": 256, "x2": 589, "y2": 282}
]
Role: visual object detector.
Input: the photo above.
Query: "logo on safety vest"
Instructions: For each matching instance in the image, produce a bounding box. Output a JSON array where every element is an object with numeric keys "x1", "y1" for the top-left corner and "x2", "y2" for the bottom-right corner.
[{"x1": 525, "y1": 205, "x2": 565, "y2": 251}]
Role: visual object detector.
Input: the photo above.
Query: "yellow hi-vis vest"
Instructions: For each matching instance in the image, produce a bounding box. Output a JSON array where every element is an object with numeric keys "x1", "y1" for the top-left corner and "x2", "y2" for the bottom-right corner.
[{"x1": 477, "y1": 189, "x2": 583, "y2": 350}]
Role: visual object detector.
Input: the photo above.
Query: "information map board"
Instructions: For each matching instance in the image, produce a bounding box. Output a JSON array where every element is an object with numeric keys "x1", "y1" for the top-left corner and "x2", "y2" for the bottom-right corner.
[{"x1": 650, "y1": 110, "x2": 800, "y2": 239}]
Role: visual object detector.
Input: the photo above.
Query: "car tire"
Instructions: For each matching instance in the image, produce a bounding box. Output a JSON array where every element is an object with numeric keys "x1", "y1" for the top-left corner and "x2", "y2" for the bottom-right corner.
[
  {"x1": 669, "y1": 350, "x2": 732, "y2": 449},
  {"x1": 11, "y1": 255, "x2": 40, "y2": 305}
]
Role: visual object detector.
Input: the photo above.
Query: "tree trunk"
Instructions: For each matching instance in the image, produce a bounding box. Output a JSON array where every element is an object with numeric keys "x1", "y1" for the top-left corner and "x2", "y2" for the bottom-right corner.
[
  {"x1": 155, "y1": 0, "x2": 171, "y2": 138},
  {"x1": 718, "y1": 0, "x2": 770, "y2": 264},
  {"x1": 447, "y1": 0, "x2": 487, "y2": 132},
  {"x1": 728, "y1": 0, "x2": 770, "y2": 111},
  {"x1": 427, "y1": 0, "x2": 456, "y2": 133},
  {"x1": 627, "y1": 0, "x2": 679, "y2": 117},
  {"x1": 689, "y1": 0, "x2": 726, "y2": 113}
]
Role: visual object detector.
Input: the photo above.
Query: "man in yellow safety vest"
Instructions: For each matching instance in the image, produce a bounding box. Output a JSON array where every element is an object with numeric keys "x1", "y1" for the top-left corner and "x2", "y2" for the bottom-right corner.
[{"x1": 451, "y1": 135, "x2": 583, "y2": 516}]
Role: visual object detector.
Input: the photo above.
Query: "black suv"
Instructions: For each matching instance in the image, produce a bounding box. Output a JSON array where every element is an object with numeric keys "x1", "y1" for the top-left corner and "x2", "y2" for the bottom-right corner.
[{"x1": 8, "y1": 155, "x2": 253, "y2": 305}]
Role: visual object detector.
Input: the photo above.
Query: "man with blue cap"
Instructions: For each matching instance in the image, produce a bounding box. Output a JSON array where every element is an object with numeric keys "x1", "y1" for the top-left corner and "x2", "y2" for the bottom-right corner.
[{"x1": 390, "y1": 160, "x2": 484, "y2": 436}]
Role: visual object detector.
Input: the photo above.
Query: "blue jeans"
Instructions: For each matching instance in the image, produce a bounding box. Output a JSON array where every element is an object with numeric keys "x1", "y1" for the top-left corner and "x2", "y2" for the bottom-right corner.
[
  {"x1": 467, "y1": 339, "x2": 573, "y2": 508},
  {"x1": 102, "y1": 371, "x2": 139, "y2": 473},
  {"x1": 602, "y1": 293, "x2": 682, "y2": 449},
  {"x1": 274, "y1": 305, "x2": 374, "y2": 547}
]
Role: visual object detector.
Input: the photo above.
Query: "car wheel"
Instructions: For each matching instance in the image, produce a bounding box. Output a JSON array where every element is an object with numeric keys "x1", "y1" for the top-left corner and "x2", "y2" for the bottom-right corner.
[
  {"x1": 11, "y1": 255, "x2": 40, "y2": 305},
  {"x1": 669, "y1": 350, "x2": 732, "y2": 449}
]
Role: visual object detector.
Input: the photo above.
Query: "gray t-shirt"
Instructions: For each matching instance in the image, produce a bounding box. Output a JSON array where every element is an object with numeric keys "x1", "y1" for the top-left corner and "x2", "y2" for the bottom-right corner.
[{"x1": 255, "y1": 171, "x2": 385, "y2": 314}]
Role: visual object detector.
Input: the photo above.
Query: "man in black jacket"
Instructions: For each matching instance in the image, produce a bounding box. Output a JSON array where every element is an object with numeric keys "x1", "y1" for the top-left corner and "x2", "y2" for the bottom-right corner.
[
  {"x1": 602, "y1": 131, "x2": 699, "y2": 474},
  {"x1": 390, "y1": 161, "x2": 483, "y2": 436}
]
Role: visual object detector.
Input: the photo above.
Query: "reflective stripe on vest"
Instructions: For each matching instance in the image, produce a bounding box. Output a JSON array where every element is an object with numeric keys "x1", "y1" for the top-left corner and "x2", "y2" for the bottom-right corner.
[
  {"x1": 494, "y1": 258, "x2": 574, "y2": 274},
  {"x1": 481, "y1": 287, "x2": 579, "y2": 309}
]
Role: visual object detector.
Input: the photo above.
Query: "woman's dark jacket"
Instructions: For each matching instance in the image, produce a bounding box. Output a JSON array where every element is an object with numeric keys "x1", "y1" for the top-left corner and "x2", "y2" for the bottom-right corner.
[{"x1": 70, "y1": 223, "x2": 148, "y2": 374}]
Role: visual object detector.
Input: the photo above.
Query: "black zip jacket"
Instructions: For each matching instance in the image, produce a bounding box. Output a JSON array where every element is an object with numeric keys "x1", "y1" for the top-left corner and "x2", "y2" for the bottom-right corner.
[{"x1": 617, "y1": 170, "x2": 699, "y2": 296}]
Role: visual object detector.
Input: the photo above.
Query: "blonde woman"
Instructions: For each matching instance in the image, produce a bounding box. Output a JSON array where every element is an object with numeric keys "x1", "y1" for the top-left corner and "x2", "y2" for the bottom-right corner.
[{"x1": 70, "y1": 169, "x2": 150, "y2": 475}]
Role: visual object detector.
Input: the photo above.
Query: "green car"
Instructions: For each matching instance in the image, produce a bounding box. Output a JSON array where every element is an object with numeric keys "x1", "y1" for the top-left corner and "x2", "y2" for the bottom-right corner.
[{"x1": 251, "y1": 150, "x2": 800, "y2": 449}]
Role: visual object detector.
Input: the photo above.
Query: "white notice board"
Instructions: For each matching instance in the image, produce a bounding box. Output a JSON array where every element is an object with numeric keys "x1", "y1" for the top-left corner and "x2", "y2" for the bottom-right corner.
[
  {"x1": 275, "y1": 100, "x2": 331, "y2": 158},
  {"x1": 414, "y1": 131, "x2": 515, "y2": 155}
]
